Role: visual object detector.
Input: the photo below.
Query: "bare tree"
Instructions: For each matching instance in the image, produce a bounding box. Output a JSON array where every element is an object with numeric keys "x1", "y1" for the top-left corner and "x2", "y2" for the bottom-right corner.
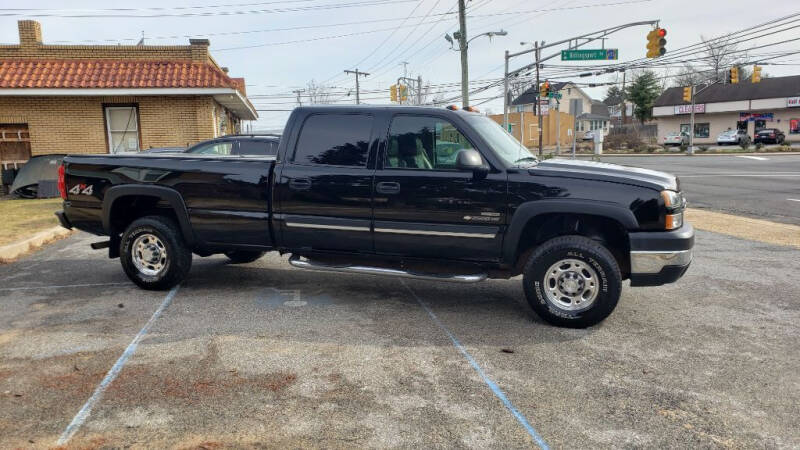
[
  {"x1": 698, "y1": 35, "x2": 748, "y2": 82},
  {"x1": 672, "y1": 64, "x2": 704, "y2": 87},
  {"x1": 305, "y1": 79, "x2": 333, "y2": 104}
]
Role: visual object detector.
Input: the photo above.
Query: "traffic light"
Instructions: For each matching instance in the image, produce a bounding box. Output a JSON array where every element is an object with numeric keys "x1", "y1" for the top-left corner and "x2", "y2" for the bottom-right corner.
[
  {"x1": 399, "y1": 85, "x2": 408, "y2": 102},
  {"x1": 390, "y1": 84, "x2": 398, "y2": 102},
  {"x1": 752, "y1": 65, "x2": 762, "y2": 83},
  {"x1": 646, "y1": 28, "x2": 667, "y2": 58},
  {"x1": 682, "y1": 86, "x2": 692, "y2": 103},
  {"x1": 539, "y1": 80, "x2": 550, "y2": 99},
  {"x1": 728, "y1": 67, "x2": 739, "y2": 84}
]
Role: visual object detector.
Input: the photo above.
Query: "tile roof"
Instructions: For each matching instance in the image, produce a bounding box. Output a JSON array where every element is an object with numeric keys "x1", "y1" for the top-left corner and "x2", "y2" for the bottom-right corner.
[
  {"x1": 0, "y1": 59, "x2": 242, "y2": 90},
  {"x1": 655, "y1": 75, "x2": 800, "y2": 107}
]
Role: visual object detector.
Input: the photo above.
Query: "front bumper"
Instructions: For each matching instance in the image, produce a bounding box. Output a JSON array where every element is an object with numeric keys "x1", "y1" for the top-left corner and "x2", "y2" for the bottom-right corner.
[{"x1": 628, "y1": 223, "x2": 694, "y2": 286}]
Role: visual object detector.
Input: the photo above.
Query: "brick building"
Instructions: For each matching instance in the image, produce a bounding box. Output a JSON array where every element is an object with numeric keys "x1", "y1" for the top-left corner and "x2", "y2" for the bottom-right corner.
[{"x1": 0, "y1": 20, "x2": 257, "y2": 166}]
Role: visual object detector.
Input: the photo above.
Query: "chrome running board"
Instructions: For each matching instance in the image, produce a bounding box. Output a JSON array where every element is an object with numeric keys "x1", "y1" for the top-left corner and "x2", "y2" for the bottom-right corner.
[{"x1": 288, "y1": 255, "x2": 487, "y2": 284}]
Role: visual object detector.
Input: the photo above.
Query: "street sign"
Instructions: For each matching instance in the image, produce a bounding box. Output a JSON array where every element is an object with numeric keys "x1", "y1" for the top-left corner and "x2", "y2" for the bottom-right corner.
[{"x1": 561, "y1": 49, "x2": 618, "y2": 61}]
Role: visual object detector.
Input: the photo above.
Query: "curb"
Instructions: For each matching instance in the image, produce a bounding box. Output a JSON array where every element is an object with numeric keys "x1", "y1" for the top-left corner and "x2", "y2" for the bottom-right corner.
[{"x1": 0, "y1": 226, "x2": 73, "y2": 263}]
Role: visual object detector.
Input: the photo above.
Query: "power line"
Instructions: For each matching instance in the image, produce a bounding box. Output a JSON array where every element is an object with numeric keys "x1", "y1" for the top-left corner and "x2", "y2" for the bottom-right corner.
[{"x1": 0, "y1": 0, "x2": 416, "y2": 18}]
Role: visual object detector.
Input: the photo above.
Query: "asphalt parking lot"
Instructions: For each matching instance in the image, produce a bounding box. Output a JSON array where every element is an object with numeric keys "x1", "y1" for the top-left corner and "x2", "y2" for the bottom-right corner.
[
  {"x1": 591, "y1": 153, "x2": 800, "y2": 225},
  {"x1": 1, "y1": 229, "x2": 799, "y2": 449}
]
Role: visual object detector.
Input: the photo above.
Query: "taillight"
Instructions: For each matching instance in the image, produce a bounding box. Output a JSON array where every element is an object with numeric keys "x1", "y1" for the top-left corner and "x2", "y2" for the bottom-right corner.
[{"x1": 57, "y1": 164, "x2": 66, "y2": 199}]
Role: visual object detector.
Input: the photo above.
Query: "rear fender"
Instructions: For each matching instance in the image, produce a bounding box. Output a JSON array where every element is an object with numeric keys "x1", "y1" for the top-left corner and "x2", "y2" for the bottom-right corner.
[{"x1": 102, "y1": 185, "x2": 195, "y2": 247}]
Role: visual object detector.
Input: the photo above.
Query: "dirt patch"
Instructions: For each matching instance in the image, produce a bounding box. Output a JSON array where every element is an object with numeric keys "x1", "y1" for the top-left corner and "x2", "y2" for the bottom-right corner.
[{"x1": 687, "y1": 208, "x2": 800, "y2": 248}]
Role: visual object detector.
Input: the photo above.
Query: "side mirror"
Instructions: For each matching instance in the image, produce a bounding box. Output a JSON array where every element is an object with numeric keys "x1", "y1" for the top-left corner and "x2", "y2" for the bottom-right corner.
[{"x1": 455, "y1": 149, "x2": 489, "y2": 178}]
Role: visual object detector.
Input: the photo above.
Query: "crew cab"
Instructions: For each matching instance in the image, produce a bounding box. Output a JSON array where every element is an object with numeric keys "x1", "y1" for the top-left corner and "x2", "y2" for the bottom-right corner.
[{"x1": 56, "y1": 105, "x2": 694, "y2": 328}]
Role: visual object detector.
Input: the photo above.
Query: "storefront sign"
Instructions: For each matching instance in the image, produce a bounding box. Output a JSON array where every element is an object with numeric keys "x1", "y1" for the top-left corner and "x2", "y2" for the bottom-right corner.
[
  {"x1": 788, "y1": 97, "x2": 800, "y2": 107},
  {"x1": 674, "y1": 104, "x2": 705, "y2": 114},
  {"x1": 739, "y1": 112, "x2": 774, "y2": 121}
]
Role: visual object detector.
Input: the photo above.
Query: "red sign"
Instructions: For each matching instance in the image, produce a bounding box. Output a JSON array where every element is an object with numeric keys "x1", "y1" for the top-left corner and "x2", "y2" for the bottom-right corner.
[
  {"x1": 674, "y1": 104, "x2": 705, "y2": 114},
  {"x1": 788, "y1": 97, "x2": 800, "y2": 107}
]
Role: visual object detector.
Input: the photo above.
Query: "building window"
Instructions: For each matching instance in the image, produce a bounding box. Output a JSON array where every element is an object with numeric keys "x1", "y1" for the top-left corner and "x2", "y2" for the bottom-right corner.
[
  {"x1": 680, "y1": 123, "x2": 710, "y2": 138},
  {"x1": 104, "y1": 106, "x2": 139, "y2": 153},
  {"x1": 791, "y1": 119, "x2": 800, "y2": 134}
]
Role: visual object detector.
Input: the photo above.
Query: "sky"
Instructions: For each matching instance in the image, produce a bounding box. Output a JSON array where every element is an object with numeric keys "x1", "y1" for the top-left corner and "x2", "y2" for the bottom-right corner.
[{"x1": 1, "y1": 0, "x2": 799, "y2": 131}]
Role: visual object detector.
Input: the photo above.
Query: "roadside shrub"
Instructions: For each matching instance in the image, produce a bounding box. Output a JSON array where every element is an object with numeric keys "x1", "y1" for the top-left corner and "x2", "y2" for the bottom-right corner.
[
  {"x1": 679, "y1": 142, "x2": 688, "y2": 152},
  {"x1": 698, "y1": 145, "x2": 709, "y2": 152},
  {"x1": 603, "y1": 134, "x2": 626, "y2": 151},
  {"x1": 739, "y1": 140, "x2": 750, "y2": 151},
  {"x1": 624, "y1": 133, "x2": 643, "y2": 150},
  {"x1": 755, "y1": 142, "x2": 764, "y2": 150},
  {"x1": 779, "y1": 144, "x2": 792, "y2": 152}
]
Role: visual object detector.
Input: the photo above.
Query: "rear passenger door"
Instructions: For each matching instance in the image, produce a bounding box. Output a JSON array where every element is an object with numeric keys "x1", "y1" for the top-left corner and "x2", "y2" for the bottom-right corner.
[{"x1": 275, "y1": 113, "x2": 377, "y2": 253}]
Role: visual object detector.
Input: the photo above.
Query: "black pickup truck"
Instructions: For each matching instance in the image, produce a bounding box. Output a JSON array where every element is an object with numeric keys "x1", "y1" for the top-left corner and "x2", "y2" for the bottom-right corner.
[{"x1": 56, "y1": 105, "x2": 693, "y2": 328}]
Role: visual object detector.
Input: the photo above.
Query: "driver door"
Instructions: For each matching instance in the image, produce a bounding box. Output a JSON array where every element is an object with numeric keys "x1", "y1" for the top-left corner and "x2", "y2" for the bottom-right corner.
[{"x1": 372, "y1": 114, "x2": 506, "y2": 262}]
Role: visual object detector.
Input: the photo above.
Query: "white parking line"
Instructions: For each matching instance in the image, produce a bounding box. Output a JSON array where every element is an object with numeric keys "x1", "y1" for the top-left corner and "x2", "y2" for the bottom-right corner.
[
  {"x1": 788, "y1": 199, "x2": 800, "y2": 202},
  {"x1": 735, "y1": 155, "x2": 769, "y2": 160},
  {"x1": 402, "y1": 281, "x2": 549, "y2": 449},
  {"x1": 56, "y1": 285, "x2": 180, "y2": 445}
]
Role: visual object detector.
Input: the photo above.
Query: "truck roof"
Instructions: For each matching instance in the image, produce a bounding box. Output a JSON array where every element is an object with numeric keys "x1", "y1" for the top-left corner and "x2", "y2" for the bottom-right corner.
[{"x1": 293, "y1": 104, "x2": 481, "y2": 116}]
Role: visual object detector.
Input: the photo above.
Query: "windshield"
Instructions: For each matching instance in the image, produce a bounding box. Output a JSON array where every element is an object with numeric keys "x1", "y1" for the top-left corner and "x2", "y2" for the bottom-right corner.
[{"x1": 463, "y1": 114, "x2": 536, "y2": 166}]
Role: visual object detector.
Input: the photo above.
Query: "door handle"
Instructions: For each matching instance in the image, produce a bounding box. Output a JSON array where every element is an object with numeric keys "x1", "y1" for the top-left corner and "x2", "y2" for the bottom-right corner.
[
  {"x1": 376, "y1": 181, "x2": 400, "y2": 194},
  {"x1": 289, "y1": 178, "x2": 312, "y2": 190}
]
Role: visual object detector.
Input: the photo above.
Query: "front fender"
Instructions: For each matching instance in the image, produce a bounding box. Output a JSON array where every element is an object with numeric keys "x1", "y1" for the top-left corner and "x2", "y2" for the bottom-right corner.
[{"x1": 502, "y1": 199, "x2": 638, "y2": 264}]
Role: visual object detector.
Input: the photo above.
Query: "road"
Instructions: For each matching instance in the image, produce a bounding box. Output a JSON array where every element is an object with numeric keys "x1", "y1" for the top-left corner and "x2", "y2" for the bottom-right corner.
[
  {"x1": 587, "y1": 154, "x2": 800, "y2": 225},
  {"x1": 1, "y1": 231, "x2": 798, "y2": 448}
]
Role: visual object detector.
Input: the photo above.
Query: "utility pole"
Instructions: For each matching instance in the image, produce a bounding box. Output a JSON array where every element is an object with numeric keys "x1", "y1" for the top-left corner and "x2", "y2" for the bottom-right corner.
[
  {"x1": 688, "y1": 84, "x2": 696, "y2": 155},
  {"x1": 417, "y1": 75, "x2": 423, "y2": 105},
  {"x1": 400, "y1": 61, "x2": 409, "y2": 79},
  {"x1": 457, "y1": 0, "x2": 469, "y2": 107},
  {"x1": 536, "y1": 41, "x2": 544, "y2": 157},
  {"x1": 620, "y1": 70, "x2": 627, "y2": 125},
  {"x1": 292, "y1": 89, "x2": 305, "y2": 107},
  {"x1": 344, "y1": 69, "x2": 369, "y2": 104},
  {"x1": 503, "y1": 50, "x2": 509, "y2": 131}
]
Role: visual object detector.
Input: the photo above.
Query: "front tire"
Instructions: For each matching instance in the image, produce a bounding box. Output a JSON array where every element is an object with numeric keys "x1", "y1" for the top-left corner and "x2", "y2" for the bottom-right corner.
[
  {"x1": 120, "y1": 216, "x2": 192, "y2": 290},
  {"x1": 522, "y1": 236, "x2": 622, "y2": 328},
  {"x1": 224, "y1": 250, "x2": 265, "y2": 264}
]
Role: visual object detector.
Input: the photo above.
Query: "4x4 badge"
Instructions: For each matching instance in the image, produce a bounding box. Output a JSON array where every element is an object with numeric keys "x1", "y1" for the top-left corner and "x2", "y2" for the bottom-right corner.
[{"x1": 68, "y1": 184, "x2": 93, "y2": 196}]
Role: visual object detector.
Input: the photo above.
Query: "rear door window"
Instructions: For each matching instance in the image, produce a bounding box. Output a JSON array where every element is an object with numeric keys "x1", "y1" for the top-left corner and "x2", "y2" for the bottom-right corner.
[
  {"x1": 293, "y1": 114, "x2": 372, "y2": 167},
  {"x1": 237, "y1": 140, "x2": 276, "y2": 156},
  {"x1": 188, "y1": 141, "x2": 233, "y2": 155}
]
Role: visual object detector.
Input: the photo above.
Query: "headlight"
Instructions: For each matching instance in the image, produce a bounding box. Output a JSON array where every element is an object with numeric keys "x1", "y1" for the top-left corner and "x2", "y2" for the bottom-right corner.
[{"x1": 661, "y1": 190, "x2": 684, "y2": 210}]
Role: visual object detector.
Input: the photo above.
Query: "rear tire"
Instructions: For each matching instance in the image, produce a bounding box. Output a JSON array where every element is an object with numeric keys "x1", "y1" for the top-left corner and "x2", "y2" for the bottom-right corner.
[
  {"x1": 224, "y1": 250, "x2": 265, "y2": 264},
  {"x1": 120, "y1": 216, "x2": 192, "y2": 290},
  {"x1": 522, "y1": 235, "x2": 622, "y2": 328}
]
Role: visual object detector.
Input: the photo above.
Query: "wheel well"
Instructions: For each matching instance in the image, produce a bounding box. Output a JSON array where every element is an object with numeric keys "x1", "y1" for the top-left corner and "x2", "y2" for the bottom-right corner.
[
  {"x1": 514, "y1": 213, "x2": 630, "y2": 277},
  {"x1": 109, "y1": 195, "x2": 179, "y2": 236}
]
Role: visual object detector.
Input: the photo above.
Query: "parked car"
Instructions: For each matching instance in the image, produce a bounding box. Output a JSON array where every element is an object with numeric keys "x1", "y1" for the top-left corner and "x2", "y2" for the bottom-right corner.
[
  {"x1": 581, "y1": 130, "x2": 597, "y2": 141},
  {"x1": 716, "y1": 129, "x2": 750, "y2": 146},
  {"x1": 56, "y1": 105, "x2": 693, "y2": 329},
  {"x1": 753, "y1": 128, "x2": 785, "y2": 145},
  {"x1": 141, "y1": 146, "x2": 186, "y2": 154},
  {"x1": 184, "y1": 134, "x2": 280, "y2": 156},
  {"x1": 663, "y1": 132, "x2": 689, "y2": 147},
  {"x1": 10, "y1": 154, "x2": 65, "y2": 198}
]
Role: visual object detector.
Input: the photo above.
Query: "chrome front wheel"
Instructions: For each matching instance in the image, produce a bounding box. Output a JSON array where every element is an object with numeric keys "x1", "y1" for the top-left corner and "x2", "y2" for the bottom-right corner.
[{"x1": 543, "y1": 258, "x2": 600, "y2": 312}]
